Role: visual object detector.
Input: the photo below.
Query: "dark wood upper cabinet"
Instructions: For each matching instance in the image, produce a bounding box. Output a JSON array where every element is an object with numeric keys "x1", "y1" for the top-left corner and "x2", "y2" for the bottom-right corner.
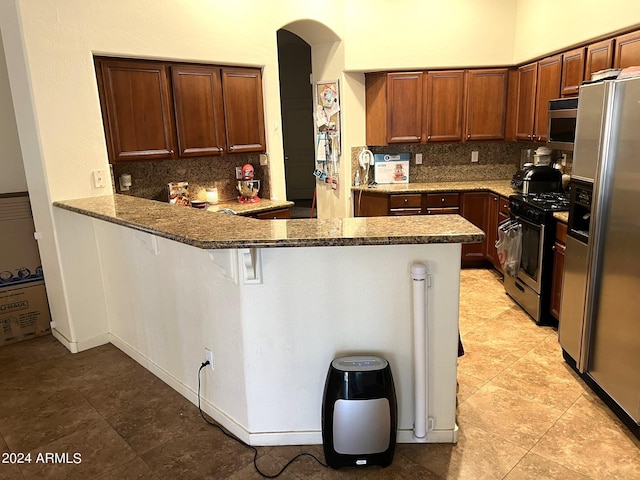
[
  {"x1": 464, "y1": 69, "x2": 508, "y2": 141},
  {"x1": 96, "y1": 58, "x2": 266, "y2": 162},
  {"x1": 172, "y1": 65, "x2": 226, "y2": 157},
  {"x1": 424, "y1": 70, "x2": 465, "y2": 142},
  {"x1": 221, "y1": 68, "x2": 266, "y2": 154},
  {"x1": 99, "y1": 59, "x2": 176, "y2": 162},
  {"x1": 534, "y1": 54, "x2": 562, "y2": 141},
  {"x1": 515, "y1": 56, "x2": 561, "y2": 142},
  {"x1": 386, "y1": 72, "x2": 423, "y2": 143},
  {"x1": 585, "y1": 39, "x2": 614, "y2": 81},
  {"x1": 561, "y1": 48, "x2": 585, "y2": 97},
  {"x1": 614, "y1": 30, "x2": 640, "y2": 69},
  {"x1": 515, "y1": 62, "x2": 537, "y2": 141}
]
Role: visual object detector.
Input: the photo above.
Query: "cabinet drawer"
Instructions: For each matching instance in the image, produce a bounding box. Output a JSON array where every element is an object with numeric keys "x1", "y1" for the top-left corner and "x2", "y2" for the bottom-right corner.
[
  {"x1": 426, "y1": 207, "x2": 460, "y2": 215},
  {"x1": 389, "y1": 208, "x2": 423, "y2": 216},
  {"x1": 555, "y1": 221, "x2": 567, "y2": 245},
  {"x1": 426, "y1": 193, "x2": 460, "y2": 208},
  {"x1": 389, "y1": 194, "x2": 422, "y2": 209},
  {"x1": 254, "y1": 208, "x2": 291, "y2": 220},
  {"x1": 499, "y1": 196, "x2": 510, "y2": 215}
]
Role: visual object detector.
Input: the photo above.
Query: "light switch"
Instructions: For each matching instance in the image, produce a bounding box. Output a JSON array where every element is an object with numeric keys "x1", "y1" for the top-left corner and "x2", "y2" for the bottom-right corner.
[
  {"x1": 415, "y1": 153, "x2": 423, "y2": 165},
  {"x1": 471, "y1": 151, "x2": 479, "y2": 163}
]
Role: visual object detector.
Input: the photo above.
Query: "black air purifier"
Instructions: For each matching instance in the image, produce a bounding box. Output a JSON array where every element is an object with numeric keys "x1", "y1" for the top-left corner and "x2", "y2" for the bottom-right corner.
[{"x1": 322, "y1": 355, "x2": 397, "y2": 469}]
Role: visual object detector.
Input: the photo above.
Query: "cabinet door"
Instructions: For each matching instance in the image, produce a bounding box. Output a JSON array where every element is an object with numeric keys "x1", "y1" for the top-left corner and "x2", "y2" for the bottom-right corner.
[
  {"x1": 561, "y1": 48, "x2": 585, "y2": 98},
  {"x1": 461, "y1": 192, "x2": 489, "y2": 265},
  {"x1": 534, "y1": 55, "x2": 562, "y2": 141},
  {"x1": 354, "y1": 191, "x2": 389, "y2": 217},
  {"x1": 172, "y1": 65, "x2": 226, "y2": 156},
  {"x1": 386, "y1": 72, "x2": 423, "y2": 143},
  {"x1": 464, "y1": 69, "x2": 508, "y2": 141},
  {"x1": 424, "y1": 71, "x2": 465, "y2": 142},
  {"x1": 585, "y1": 39, "x2": 614, "y2": 81},
  {"x1": 515, "y1": 63, "x2": 537, "y2": 141},
  {"x1": 99, "y1": 59, "x2": 176, "y2": 162},
  {"x1": 614, "y1": 30, "x2": 640, "y2": 69},
  {"x1": 365, "y1": 73, "x2": 388, "y2": 146},
  {"x1": 221, "y1": 68, "x2": 266, "y2": 153}
]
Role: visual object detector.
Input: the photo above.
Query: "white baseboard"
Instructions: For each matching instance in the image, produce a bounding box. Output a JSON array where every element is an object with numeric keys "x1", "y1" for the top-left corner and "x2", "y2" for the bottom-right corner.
[
  {"x1": 51, "y1": 328, "x2": 77, "y2": 353},
  {"x1": 51, "y1": 328, "x2": 110, "y2": 353},
  {"x1": 107, "y1": 334, "x2": 459, "y2": 447},
  {"x1": 108, "y1": 334, "x2": 252, "y2": 444}
]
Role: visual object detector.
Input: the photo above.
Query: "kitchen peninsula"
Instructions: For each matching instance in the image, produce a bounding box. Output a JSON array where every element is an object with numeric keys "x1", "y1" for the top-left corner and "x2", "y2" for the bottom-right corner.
[{"x1": 53, "y1": 194, "x2": 483, "y2": 446}]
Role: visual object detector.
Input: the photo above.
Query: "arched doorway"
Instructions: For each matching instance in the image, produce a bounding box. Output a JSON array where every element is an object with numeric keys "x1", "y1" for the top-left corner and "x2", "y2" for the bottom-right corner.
[{"x1": 276, "y1": 29, "x2": 316, "y2": 216}]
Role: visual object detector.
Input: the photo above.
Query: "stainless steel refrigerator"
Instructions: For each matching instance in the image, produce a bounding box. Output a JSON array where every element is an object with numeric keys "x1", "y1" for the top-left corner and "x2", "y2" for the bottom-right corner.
[{"x1": 559, "y1": 75, "x2": 640, "y2": 436}]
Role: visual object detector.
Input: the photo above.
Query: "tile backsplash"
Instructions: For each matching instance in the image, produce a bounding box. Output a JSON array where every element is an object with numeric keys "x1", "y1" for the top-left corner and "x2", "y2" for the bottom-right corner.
[{"x1": 111, "y1": 154, "x2": 270, "y2": 203}]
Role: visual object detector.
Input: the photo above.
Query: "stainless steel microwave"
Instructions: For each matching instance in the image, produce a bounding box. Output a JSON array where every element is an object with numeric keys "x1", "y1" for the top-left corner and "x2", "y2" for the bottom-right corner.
[{"x1": 547, "y1": 97, "x2": 578, "y2": 151}]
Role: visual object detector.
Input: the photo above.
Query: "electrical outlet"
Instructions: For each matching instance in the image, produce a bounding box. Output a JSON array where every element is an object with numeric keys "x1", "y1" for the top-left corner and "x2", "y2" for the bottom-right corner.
[
  {"x1": 259, "y1": 154, "x2": 268, "y2": 166},
  {"x1": 92, "y1": 169, "x2": 106, "y2": 188},
  {"x1": 561, "y1": 153, "x2": 567, "y2": 166},
  {"x1": 471, "y1": 151, "x2": 479, "y2": 163},
  {"x1": 415, "y1": 153, "x2": 423, "y2": 165},
  {"x1": 204, "y1": 348, "x2": 214, "y2": 370}
]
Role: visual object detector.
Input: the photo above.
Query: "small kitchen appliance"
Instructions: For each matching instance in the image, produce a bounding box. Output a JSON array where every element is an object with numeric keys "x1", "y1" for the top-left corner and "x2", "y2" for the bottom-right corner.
[
  {"x1": 236, "y1": 163, "x2": 261, "y2": 204},
  {"x1": 510, "y1": 164, "x2": 562, "y2": 194},
  {"x1": 322, "y1": 355, "x2": 397, "y2": 469}
]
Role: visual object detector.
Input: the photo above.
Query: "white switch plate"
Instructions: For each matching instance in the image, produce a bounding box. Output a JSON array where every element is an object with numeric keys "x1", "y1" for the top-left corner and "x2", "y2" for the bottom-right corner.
[
  {"x1": 415, "y1": 153, "x2": 423, "y2": 165},
  {"x1": 471, "y1": 151, "x2": 479, "y2": 163},
  {"x1": 259, "y1": 154, "x2": 268, "y2": 166},
  {"x1": 92, "y1": 170, "x2": 106, "y2": 188}
]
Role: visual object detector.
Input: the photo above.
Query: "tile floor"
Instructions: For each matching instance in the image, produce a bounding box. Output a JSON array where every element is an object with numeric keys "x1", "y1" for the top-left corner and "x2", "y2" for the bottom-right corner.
[{"x1": 0, "y1": 268, "x2": 638, "y2": 479}]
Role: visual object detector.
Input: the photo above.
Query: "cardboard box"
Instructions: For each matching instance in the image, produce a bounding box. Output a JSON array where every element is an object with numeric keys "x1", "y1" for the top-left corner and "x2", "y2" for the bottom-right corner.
[
  {"x1": 373, "y1": 153, "x2": 410, "y2": 184},
  {"x1": 0, "y1": 282, "x2": 51, "y2": 346},
  {"x1": 0, "y1": 195, "x2": 45, "y2": 290}
]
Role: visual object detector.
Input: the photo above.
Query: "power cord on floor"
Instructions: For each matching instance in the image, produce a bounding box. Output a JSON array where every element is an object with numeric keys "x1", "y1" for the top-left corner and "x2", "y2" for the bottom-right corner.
[{"x1": 197, "y1": 362, "x2": 329, "y2": 478}]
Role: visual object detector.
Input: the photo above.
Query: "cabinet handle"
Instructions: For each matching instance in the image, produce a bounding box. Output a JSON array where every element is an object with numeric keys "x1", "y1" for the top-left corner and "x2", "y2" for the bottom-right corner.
[
  {"x1": 404, "y1": 198, "x2": 408, "y2": 204},
  {"x1": 427, "y1": 135, "x2": 431, "y2": 141},
  {"x1": 170, "y1": 149, "x2": 175, "y2": 154},
  {"x1": 441, "y1": 198, "x2": 445, "y2": 202},
  {"x1": 467, "y1": 134, "x2": 471, "y2": 139}
]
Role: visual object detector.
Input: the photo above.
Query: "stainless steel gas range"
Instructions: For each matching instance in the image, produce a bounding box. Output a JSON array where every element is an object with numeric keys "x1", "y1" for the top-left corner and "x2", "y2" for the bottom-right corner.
[{"x1": 503, "y1": 191, "x2": 569, "y2": 325}]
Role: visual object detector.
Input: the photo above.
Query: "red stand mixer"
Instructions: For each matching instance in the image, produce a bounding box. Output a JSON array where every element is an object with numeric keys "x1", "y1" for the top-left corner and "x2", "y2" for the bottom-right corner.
[{"x1": 237, "y1": 163, "x2": 261, "y2": 204}]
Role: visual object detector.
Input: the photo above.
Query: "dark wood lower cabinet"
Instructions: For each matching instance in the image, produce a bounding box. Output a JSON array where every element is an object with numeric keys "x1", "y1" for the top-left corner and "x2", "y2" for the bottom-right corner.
[
  {"x1": 252, "y1": 208, "x2": 291, "y2": 220},
  {"x1": 355, "y1": 189, "x2": 514, "y2": 270},
  {"x1": 461, "y1": 192, "x2": 489, "y2": 267}
]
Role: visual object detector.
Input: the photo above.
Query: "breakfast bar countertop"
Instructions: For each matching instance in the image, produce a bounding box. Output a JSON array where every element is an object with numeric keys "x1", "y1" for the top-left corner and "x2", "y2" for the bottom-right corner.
[
  {"x1": 53, "y1": 194, "x2": 484, "y2": 250},
  {"x1": 351, "y1": 180, "x2": 515, "y2": 198}
]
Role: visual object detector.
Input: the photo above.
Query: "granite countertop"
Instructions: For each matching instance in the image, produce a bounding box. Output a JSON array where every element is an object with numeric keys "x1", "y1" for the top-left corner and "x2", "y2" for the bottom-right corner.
[
  {"x1": 205, "y1": 198, "x2": 294, "y2": 215},
  {"x1": 554, "y1": 212, "x2": 569, "y2": 223},
  {"x1": 53, "y1": 194, "x2": 484, "y2": 250},
  {"x1": 352, "y1": 180, "x2": 515, "y2": 198}
]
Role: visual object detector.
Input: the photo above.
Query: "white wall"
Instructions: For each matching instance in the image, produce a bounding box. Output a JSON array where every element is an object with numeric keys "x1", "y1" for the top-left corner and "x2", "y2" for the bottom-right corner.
[
  {"x1": 343, "y1": 0, "x2": 518, "y2": 71},
  {"x1": 0, "y1": 34, "x2": 27, "y2": 194},
  {"x1": 513, "y1": 0, "x2": 640, "y2": 63}
]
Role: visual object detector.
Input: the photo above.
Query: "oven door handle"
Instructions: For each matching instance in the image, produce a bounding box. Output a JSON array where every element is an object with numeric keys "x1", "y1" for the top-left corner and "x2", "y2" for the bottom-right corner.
[{"x1": 511, "y1": 213, "x2": 544, "y2": 231}]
